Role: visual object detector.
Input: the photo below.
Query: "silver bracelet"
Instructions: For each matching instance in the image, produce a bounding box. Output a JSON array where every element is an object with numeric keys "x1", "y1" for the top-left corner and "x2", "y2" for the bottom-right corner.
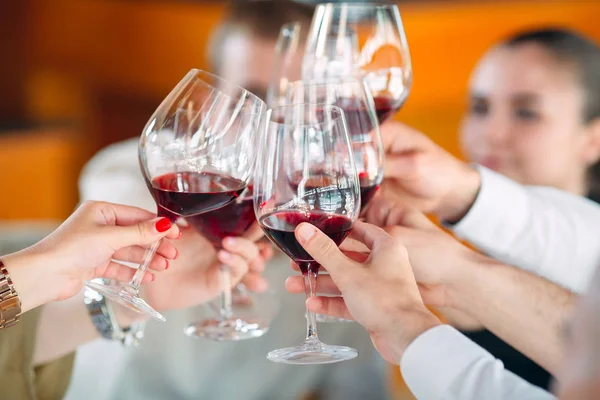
[{"x1": 84, "y1": 278, "x2": 145, "y2": 347}]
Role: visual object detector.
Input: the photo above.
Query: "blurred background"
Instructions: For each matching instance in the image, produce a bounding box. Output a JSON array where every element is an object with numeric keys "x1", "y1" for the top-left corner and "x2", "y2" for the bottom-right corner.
[
  {"x1": 1, "y1": 0, "x2": 599, "y2": 398},
  {"x1": 2, "y1": 0, "x2": 599, "y2": 223}
]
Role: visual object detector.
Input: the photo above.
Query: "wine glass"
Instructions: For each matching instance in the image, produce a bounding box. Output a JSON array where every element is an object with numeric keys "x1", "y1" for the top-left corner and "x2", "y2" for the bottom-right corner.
[
  {"x1": 85, "y1": 69, "x2": 265, "y2": 322},
  {"x1": 254, "y1": 103, "x2": 361, "y2": 364},
  {"x1": 283, "y1": 76, "x2": 384, "y2": 324},
  {"x1": 183, "y1": 184, "x2": 271, "y2": 341},
  {"x1": 303, "y1": 2, "x2": 412, "y2": 124}
]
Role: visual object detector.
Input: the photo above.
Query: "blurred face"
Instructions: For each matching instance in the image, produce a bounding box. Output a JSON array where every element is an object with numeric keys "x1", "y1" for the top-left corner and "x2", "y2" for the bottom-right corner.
[
  {"x1": 460, "y1": 43, "x2": 597, "y2": 194},
  {"x1": 217, "y1": 32, "x2": 277, "y2": 101}
]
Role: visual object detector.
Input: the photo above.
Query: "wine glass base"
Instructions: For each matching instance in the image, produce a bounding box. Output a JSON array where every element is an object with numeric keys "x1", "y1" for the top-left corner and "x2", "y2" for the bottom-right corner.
[
  {"x1": 316, "y1": 314, "x2": 355, "y2": 324},
  {"x1": 183, "y1": 317, "x2": 269, "y2": 341},
  {"x1": 84, "y1": 281, "x2": 166, "y2": 322},
  {"x1": 267, "y1": 341, "x2": 358, "y2": 365}
]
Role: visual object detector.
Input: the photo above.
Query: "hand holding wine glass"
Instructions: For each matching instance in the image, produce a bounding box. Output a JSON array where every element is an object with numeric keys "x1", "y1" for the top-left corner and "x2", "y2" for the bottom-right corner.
[{"x1": 254, "y1": 103, "x2": 361, "y2": 364}]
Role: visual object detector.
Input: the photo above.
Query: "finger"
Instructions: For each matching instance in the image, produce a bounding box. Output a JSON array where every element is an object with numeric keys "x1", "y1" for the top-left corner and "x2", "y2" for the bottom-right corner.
[
  {"x1": 222, "y1": 237, "x2": 261, "y2": 266},
  {"x1": 95, "y1": 261, "x2": 154, "y2": 284},
  {"x1": 258, "y1": 242, "x2": 275, "y2": 262},
  {"x1": 84, "y1": 201, "x2": 157, "y2": 226},
  {"x1": 105, "y1": 217, "x2": 181, "y2": 250},
  {"x1": 241, "y1": 222, "x2": 265, "y2": 242},
  {"x1": 218, "y1": 250, "x2": 250, "y2": 279},
  {"x1": 339, "y1": 237, "x2": 370, "y2": 253},
  {"x1": 290, "y1": 259, "x2": 330, "y2": 273},
  {"x1": 240, "y1": 272, "x2": 269, "y2": 293},
  {"x1": 306, "y1": 296, "x2": 354, "y2": 321},
  {"x1": 349, "y1": 221, "x2": 407, "y2": 265},
  {"x1": 112, "y1": 246, "x2": 171, "y2": 271},
  {"x1": 285, "y1": 275, "x2": 342, "y2": 295},
  {"x1": 294, "y1": 223, "x2": 355, "y2": 278},
  {"x1": 341, "y1": 250, "x2": 369, "y2": 263},
  {"x1": 380, "y1": 121, "x2": 431, "y2": 155},
  {"x1": 401, "y1": 209, "x2": 438, "y2": 231},
  {"x1": 113, "y1": 240, "x2": 178, "y2": 262}
]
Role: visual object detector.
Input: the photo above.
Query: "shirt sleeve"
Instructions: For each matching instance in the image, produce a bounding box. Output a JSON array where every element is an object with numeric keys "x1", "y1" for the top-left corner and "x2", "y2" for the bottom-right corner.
[
  {"x1": 449, "y1": 166, "x2": 600, "y2": 294},
  {"x1": 0, "y1": 308, "x2": 75, "y2": 400},
  {"x1": 400, "y1": 325, "x2": 556, "y2": 400}
]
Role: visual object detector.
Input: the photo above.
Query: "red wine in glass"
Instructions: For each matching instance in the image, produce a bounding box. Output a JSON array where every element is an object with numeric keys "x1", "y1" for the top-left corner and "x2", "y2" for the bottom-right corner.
[
  {"x1": 259, "y1": 211, "x2": 353, "y2": 274},
  {"x1": 187, "y1": 187, "x2": 256, "y2": 247},
  {"x1": 358, "y1": 172, "x2": 380, "y2": 210},
  {"x1": 148, "y1": 171, "x2": 246, "y2": 219},
  {"x1": 373, "y1": 95, "x2": 403, "y2": 125}
]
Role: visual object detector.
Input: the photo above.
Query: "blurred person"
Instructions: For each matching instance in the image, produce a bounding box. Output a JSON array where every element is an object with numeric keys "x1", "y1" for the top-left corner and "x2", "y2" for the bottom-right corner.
[
  {"x1": 0, "y1": 201, "x2": 266, "y2": 399},
  {"x1": 69, "y1": 1, "x2": 387, "y2": 400},
  {"x1": 380, "y1": 27, "x2": 600, "y2": 389},
  {"x1": 457, "y1": 27, "x2": 600, "y2": 389},
  {"x1": 285, "y1": 217, "x2": 600, "y2": 399}
]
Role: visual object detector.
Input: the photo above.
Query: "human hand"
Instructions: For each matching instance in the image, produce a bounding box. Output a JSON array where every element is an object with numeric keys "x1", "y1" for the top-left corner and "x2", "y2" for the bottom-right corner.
[
  {"x1": 285, "y1": 221, "x2": 440, "y2": 363},
  {"x1": 142, "y1": 223, "x2": 269, "y2": 312},
  {"x1": 4, "y1": 201, "x2": 180, "y2": 312},
  {"x1": 380, "y1": 121, "x2": 481, "y2": 222}
]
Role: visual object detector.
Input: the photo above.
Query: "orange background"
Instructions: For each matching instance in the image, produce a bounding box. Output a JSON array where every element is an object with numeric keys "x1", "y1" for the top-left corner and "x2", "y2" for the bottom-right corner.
[{"x1": 2, "y1": 0, "x2": 600, "y2": 223}]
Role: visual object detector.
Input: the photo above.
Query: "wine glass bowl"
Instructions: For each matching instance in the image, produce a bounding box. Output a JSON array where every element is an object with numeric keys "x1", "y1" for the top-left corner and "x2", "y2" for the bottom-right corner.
[
  {"x1": 304, "y1": 2, "x2": 412, "y2": 124},
  {"x1": 254, "y1": 103, "x2": 360, "y2": 364}
]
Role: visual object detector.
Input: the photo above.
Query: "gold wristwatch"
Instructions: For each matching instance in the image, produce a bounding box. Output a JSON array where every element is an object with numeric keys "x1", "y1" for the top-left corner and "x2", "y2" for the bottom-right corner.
[{"x1": 0, "y1": 260, "x2": 22, "y2": 329}]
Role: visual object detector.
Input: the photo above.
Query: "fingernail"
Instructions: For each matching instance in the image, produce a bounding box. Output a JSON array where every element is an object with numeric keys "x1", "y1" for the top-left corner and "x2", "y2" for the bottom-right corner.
[
  {"x1": 165, "y1": 260, "x2": 170, "y2": 270},
  {"x1": 174, "y1": 248, "x2": 179, "y2": 259},
  {"x1": 219, "y1": 251, "x2": 232, "y2": 261},
  {"x1": 155, "y1": 218, "x2": 172, "y2": 233},
  {"x1": 224, "y1": 237, "x2": 236, "y2": 247},
  {"x1": 296, "y1": 223, "x2": 317, "y2": 243}
]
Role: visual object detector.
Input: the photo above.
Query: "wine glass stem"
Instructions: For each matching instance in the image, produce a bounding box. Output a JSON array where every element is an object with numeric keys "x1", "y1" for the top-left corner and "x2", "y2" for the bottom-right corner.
[
  {"x1": 128, "y1": 240, "x2": 161, "y2": 294},
  {"x1": 302, "y1": 262, "x2": 319, "y2": 341},
  {"x1": 219, "y1": 264, "x2": 233, "y2": 320}
]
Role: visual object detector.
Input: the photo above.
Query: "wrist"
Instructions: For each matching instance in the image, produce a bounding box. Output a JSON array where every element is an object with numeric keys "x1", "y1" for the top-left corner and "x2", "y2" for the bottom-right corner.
[
  {"x1": 2, "y1": 250, "x2": 61, "y2": 312},
  {"x1": 385, "y1": 306, "x2": 441, "y2": 362},
  {"x1": 437, "y1": 165, "x2": 481, "y2": 224}
]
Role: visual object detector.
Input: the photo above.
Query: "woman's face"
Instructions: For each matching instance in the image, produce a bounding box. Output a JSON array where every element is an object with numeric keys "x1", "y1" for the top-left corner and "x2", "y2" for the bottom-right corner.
[{"x1": 460, "y1": 43, "x2": 597, "y2": 193}]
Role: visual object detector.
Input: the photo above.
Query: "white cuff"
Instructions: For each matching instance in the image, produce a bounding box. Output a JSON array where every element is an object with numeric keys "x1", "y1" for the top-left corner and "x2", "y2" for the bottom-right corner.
[
  {"x1": 400, "y1": 325, "x2": 497, "y2": 399},
  {"x1": 449, "y1": 166, "x2": 530, "y2": 242}
]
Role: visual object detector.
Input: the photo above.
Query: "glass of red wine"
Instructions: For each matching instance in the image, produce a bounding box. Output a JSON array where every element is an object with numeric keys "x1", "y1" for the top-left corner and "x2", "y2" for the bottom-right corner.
[
  {"x1": 254, "y1": 103, "x2": 361, "y2": 364},
  {"x1": 85, "y1": 69, "x2": 265, "y2": 322},
  {"x1": 183, "y1": 185, "x2": 271, "y2": 341},
  {"x1": 283, "y1": 77, "x2": 384, "y2": 324},
  {"x1": 303, "y1": 3, "x2": 412, "y2": 124}
]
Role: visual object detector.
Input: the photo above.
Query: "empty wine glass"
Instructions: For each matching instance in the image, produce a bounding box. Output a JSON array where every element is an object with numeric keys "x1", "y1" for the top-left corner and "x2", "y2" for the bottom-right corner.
[
  {"x1": 254, "y1": 103, "x2": 361, "y2": 364},
  {"x1": 85, "y1": 69, "x2": 265, "y2": 322},
  {"x1": 303, "y1": 2, "x2": 412, "y2": 123}
]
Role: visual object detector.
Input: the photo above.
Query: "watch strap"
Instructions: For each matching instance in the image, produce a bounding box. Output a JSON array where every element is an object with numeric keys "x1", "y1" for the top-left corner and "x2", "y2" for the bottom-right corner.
[{"x1": 0, "y1": 260, "x2": 22, "y2": 329}]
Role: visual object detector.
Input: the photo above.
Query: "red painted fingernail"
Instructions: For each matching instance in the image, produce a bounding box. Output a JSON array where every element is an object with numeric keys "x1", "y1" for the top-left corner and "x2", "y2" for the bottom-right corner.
[{"x1": 155, "y1": 218, "x2": 172, "y2": 233}]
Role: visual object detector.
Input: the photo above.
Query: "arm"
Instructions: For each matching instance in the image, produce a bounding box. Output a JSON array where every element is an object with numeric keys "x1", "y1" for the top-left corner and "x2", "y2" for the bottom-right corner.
[
  {"x1": 285, "y1": 221, "x2": 557, "y2": 400},
  {"x1": 400, "y1": 325, "x2": 556, "y2": 400},
  {"x1": 449, "y1": 166, "x2": 600, "y2": 294},
  {"x1": 446, "y1": 254, "x2": 575, "y2": 375}
]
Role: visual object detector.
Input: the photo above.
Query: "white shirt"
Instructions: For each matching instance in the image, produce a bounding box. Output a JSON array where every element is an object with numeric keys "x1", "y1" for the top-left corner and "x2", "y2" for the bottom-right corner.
[
  {"x1": 68, "y1": 138, "x2": 388, "y2": 400},
  {"x1": 401, "y1": 166, "x2": 600, "y2": 399}
]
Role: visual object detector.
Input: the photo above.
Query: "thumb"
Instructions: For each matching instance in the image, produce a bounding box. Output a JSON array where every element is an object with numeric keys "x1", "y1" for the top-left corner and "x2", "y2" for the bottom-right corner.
[
  {"x1": 295, "y1": 223, "x2": 356, "y2": 280},
  {"x1": 105, "y1": 217, "x2": 180, "y2": 249}
]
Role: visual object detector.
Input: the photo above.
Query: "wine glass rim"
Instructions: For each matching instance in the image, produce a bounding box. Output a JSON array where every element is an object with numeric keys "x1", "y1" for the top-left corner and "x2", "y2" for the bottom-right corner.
[
  {"x1": 186, "y1": 68, "x2": 266, "y2": 107},
  {"x1": 288, "y1": 76, "x2": 365, "y2": 88},
  {"x1": 268, "y1": 103, "x2": 345, "y2": 127},
  {"x1": 316, "y1": 2, "x2": 398, "y2": 10}
]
